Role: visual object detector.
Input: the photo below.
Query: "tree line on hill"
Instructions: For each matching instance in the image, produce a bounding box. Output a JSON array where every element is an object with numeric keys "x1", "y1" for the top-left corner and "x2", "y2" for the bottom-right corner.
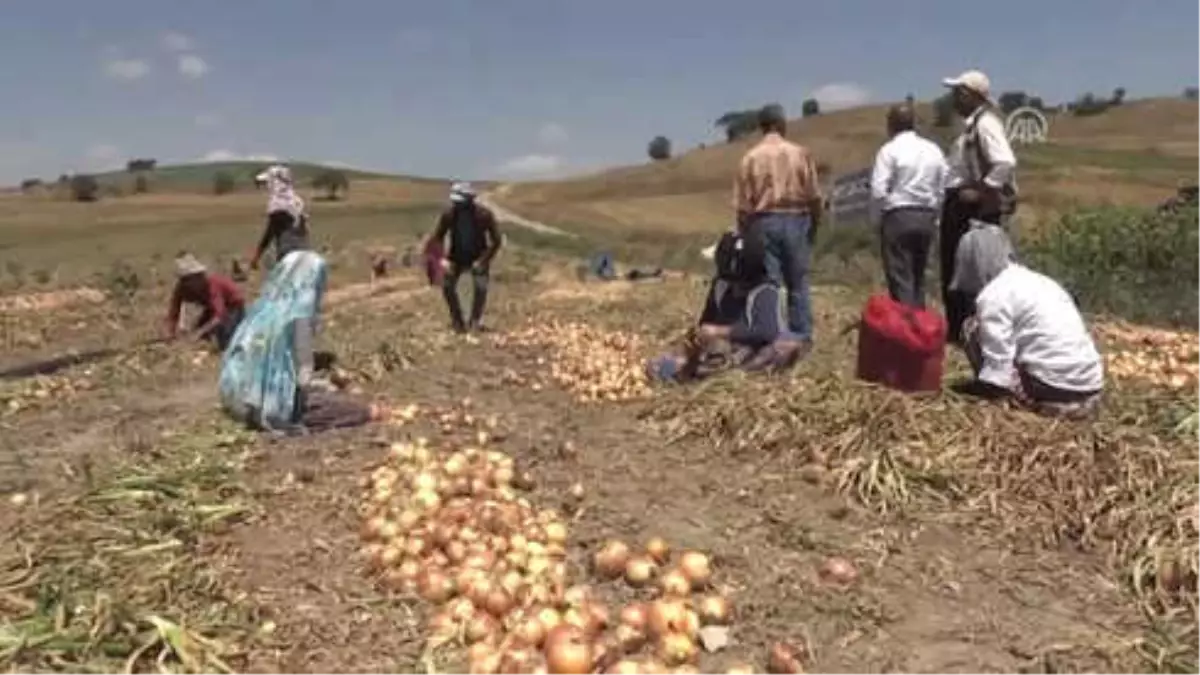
[
  {"x1": 20, "y1": 159, "x2": 354, "y2": 203},
  {"x1": 643, "y1": 85, "x2": 1198, "y2": 162}
]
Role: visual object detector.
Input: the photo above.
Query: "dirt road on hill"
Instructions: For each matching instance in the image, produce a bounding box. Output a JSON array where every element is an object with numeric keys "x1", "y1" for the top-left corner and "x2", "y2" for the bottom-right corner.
[{"x1": 479, "y1": 184, "x2": 576, "y2": 238}]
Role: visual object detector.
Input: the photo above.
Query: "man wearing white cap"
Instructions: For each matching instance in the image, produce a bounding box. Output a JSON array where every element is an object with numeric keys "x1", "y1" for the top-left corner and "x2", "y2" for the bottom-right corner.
[
  {"x1": 938, "y1": 69, "x2": 1018, "y2": 344},
  {"x1": 422, "y1": 182, "x2": 503, "y2": 333}
]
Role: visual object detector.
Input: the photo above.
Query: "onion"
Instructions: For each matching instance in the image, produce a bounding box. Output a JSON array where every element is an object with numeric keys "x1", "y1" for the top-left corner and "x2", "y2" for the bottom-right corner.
[
  {"x1": 543, "y1": 626, "x2": 593, "y2": 674},
  {"x1": 417, "y1": 570, "x2": 456, "y2": 604},
  {"x1": 677, "y1": 552, "x2": 711, "y2": 590},
  {"x1": 658, "y1": 569, "x2": 691, "y2": 597},
  {"x1": 594, "y1": 540, "x2": 632, "y2": 579},
  {"x1": 673, "y1": 666, "x2": 700, "y2": 675},
  {"x1": 466, "y1": 577, "x2": 495, "y2": 608},
  {"x1": 619, "y1": 603, "x2": 649, "y2": 631},
  {"x1": 696, "y1": 595, "x2": 732, "y2": 626},
  {"x1": 362, "y1": 515, "x2": 387, "y2": 540},
  {"x1": 568, "y1": 483, "x2": 585, "y2": 500},
  {"x1": 492, "y1": 465, "x2": 515, "y2": 487},
  {"x1": 499, "y1": 647, "x2": 540, "y2": 674},
  {"x1": 484, "y1": 589, "x2": 515, "y2": 617},
  {"x1": 469, "y1": 643, "x2": 502, "y2": 674},
  {"x1": 818, "y1": 556, "x2": 858, "y2": 586},
  {"x1": 563, "y1": 585, "x2": 593, "y2": 608},
  {"x1": 535, "y1": 606, "x2": 564, "y2": 632},
  {"x1": 656, "y1": 633, "x2": 698, "y2": 667},
  {"x1": 767, "y1": 642, "x2": 805, "y2": 674},
  {"x1": 614, "y1": 623, "x2": 647, "y2": 653},
  {"x1": 513, "y1": 616, "x2": 548, "y2": 647},
  {"x1": 607, "y1": 659, "x2": 642, "y2": 674},
  {"x1": 544, "y1": 521, "x2": 568, "y2": 547},
  {"x1": 448, "y1": 596, "x2": 477, "y2": 622},
  {"x1": 379, "y1": 545, "x2": 403, "y2": 568},
  {"x1": 725, "y1": 665, "x2": 756, "y2": 674},
  {"x1": 428, "y1": 610, "x2": 459, "y2": 644},
  {"x1": 403, "y1": 536, "x2": 428, "y2": 558},
  {"x1": 645, "y1": 537, "x2": 670, "y2": 565},
  {"x1": 625, "y1": 556, "x2": 658, "y2": 587},
  {"x1": 465, "y1": 612, "x2": 500, "y2": 645},
  {"x1": 646, "y1": 599, "x2": 688, "y2": 638},
  {"x1": 397, "y1": 509, "x2": 422, "y2": 531},
  {"x1": 444, "y1": 453, "x2": 468, "y2": 476}
]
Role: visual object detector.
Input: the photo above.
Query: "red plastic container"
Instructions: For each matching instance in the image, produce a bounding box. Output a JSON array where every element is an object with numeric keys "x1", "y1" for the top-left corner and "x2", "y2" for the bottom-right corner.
[
  {"x1": 856, "y1": 293, "x2": 947, "y2": 393},
  {"x1": 423, "y1": 240, "x2": 445, "y2": 286}
]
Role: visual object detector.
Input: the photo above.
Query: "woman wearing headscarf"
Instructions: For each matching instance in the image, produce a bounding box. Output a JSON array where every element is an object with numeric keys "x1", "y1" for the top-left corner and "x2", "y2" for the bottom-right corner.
[
  {"x1": 248, "y1": 165, "x2": 311, "y2": 271},
  {"x1": 219, "y1": 250, "x2": 382, "y2": 433},
  {"x1": 951, "y1": 224, "x2": 1104, "y2": 418}
]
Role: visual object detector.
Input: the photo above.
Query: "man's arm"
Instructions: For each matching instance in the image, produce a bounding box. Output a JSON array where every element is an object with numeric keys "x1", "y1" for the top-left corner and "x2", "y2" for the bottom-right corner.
[
  {"x1": 164, "y1": 284, "x2": 184, "y2": 338},
  {"x1": 975, "y1": 113, "x2": 1016, "y2": 190},
  {"x1": 802, "y1": 152, "x2": 824, "y2": 241},
  {"x1": 189, "y1": 279, "x2": 226, "y2": 339},
  {"x1": 868, "y1": 145, "x2": 892, "y2": 225},
  {"x1": 478, "y1": 208, "x2": 503, "y2": 266},
  {"x1": 973, "y1": 292, "x2": 1019, "y2": 394},
  {"x1": 732, "y1": 154, "x2": 754, "y2": 230}
]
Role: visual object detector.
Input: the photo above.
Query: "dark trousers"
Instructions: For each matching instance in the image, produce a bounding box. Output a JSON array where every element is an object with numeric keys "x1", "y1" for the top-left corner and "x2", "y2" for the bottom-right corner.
[
  {"x1": 196, "y1": 305, "x2": 245, "y2": 352},
  {"x1": 880, "y1": 207, "x2": 937, "y2": 308},
  {"x1": 756, "y1": 212, "x2": 814, "y2": 342},
  {"x1": 939, "y1": 190, "x2": 1007, "y2": 343},
  {"x1": 442, "y1": 262, "x2": 490, "y2": 330}
]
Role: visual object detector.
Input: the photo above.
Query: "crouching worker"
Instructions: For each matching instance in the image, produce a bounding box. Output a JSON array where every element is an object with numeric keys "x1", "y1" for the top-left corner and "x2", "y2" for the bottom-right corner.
[
  {"x1": 951, "y1": 224, "x2": 1104, "y2": 419},
  {"x1": 218, "y1": 250, "x2": 385, "y2": 434},
  {"x1": 165, "y1": 253, "x2": 246, "y2": 351},
  {"x1": 647, "y1": 229, "x2": 803, "y2": 383}
]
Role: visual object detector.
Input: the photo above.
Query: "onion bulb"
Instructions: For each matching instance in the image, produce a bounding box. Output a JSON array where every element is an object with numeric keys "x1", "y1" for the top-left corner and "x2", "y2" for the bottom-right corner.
[
  {"x1": 725, "y1": 665, "x2": 756, "y2": 675},
  {"x1": 646, "y1": 599, "x2": 688, "y2": 638},
  {"x1": 625, "y1": 556, "x2": 658, "y2": 587},
  {"x1": 656, "y1": 633, "x2": 698, "y2": 667},
  {"x1": 645, "y1": 537, "x2": 670, "y2": 564},
  {"x1": 465, "y1": 612, "x2": 500, "y2": 645},
  {"x1": 818, "y1": 556, "x2": 858, "y2": 586},
  {"x1": 544, "y1": 521, "x2": 568, "y2": 547},
  {"x1": 607, "y1": 660, "x2": 642, "y2": 675},
  {"x1": 696, "y1": 595, "x2": 733, "y2": 626},
  {"x1": 448, "y1": 596, "x2": 476, "y2": 622},
  {"x1": 499, "y1": 647, "x2": 539, "y2": 674},
  {"x1": 658, "y1": 569, "x2": 691, "y2": 597},
  {"x1": 619, "y1": 603, "x2": 649, "y2": 631},
  {"x1": 614, "y1": 623, "x2": 647, "y2": 653},
  {"x1": 428, "y1": 610, "x2": 458, "y2": 645},
  {"x1": 513, "y1": 616, "x2": 548, "y2": 648},
  {"x1": 484, "y1": 589, "x2": 515, "y2": 618},
  {"x1": 417, "y1": 570, "x2": 456, "y2": 604},
  {"x1": 767, "y1": 642, "x2": 805, "y2": 674},
  {"x1": 594, "y1": 540, "x2": 632, "y2": 579},
  {"x1": 543, "y1": 626, "x2": 593, "y2": 674},
  {"x1": 535, "y1": 606, "x2": 564, "y2": 632},
  {"x1": 677, "y1": 552, "x2": 711, "y2": 590},
  {"x1": 563, "y1": 585, "x2": 593, "y2": 608},
  {"x1": 468, "y1": 643, "x2": 502, "y2": 675}
]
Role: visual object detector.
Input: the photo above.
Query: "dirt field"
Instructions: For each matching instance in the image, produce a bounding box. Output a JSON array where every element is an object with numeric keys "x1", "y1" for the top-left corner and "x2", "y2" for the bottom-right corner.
[{"x1": 1, "y1": 231, "x2": 1195, "y2": 673}]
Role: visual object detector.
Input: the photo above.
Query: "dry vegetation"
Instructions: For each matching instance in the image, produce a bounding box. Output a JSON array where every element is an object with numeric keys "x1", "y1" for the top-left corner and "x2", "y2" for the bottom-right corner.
[{"x1": 0, "y1": 102, "x2": 1196, "y2": 673}]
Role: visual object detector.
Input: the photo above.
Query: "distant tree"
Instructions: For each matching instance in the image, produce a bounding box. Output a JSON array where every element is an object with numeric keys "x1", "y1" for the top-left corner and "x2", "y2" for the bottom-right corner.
[
  {"x1": 932, "y1": 93, "x2": 955, "y2": 127},
  {"x1": 714, "y1": 109, "x2": 761, "y2": 142},
  {"x1": 1072, "y1": 92, "x2": 1110, "y2": 116},
  {"x1": 801, "y1": 98, "x2": 820, "y2": 117},
  {"x1": 213, "y1": 171, "x2": 236, "y2": 195},
  {"x1": 905, "y1": 93, "x2": 915, "y2": 106},
  {"x1": 1184, "y1": 86, "x2": 1199, "y2": 101},
  {"x1": 997, "y1": 91, "x2": 1029, "y2": 114},
  {"x1": 1027, "y1": 96, "x2": 1046, "y2": 111},
  {"x1": 57, "y1": 174, "x2": 69, "y2": 185},
  {"x1": 133, "y1": 174, "x2": 150, "y2": 194},
  {"x1": 19, "y1": 178, "x2": 42, "y2": 193},
  {"x1": 647, "y1": 135, "x2": 672, "y2": 161},
  {"x1": 1110, "y1": 87, "x2": 1126, "y2": 105},
  {"x1": 126, "y1": 158, "x2": 157, "y2": 172},
  {"x1": 312, "y1": 169, "x2": 350, "y2": 200},
  {"x1": 70, "y1": 174, "x2": 99, "y2": 202}
]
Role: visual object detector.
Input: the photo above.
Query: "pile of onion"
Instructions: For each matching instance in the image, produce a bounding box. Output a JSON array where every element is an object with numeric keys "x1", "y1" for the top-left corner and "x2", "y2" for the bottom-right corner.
[{"x1": 492, "y1": 321, "x2": 652, "y2": 403}]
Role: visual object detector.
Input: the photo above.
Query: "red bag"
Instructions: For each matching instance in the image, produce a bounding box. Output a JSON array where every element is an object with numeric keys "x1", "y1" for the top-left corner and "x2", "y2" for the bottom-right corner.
[
  {"x1": 856, "y1": 293, "x2": 947, "y2": 393},
  {"x1": 423, "y1": 240, "x2": 445, "y2": 286}
]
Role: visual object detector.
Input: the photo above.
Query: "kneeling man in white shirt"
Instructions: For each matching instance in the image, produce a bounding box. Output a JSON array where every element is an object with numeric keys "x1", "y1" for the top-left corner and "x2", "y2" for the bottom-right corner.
[{"x1": 950, "y1": 225, "x2": 1104, "y2": 419}]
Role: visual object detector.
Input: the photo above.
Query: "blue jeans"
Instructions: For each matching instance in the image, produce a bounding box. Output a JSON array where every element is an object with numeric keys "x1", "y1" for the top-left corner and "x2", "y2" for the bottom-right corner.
[{"x1": 755, "y1": 213, "x2": 813, "y2": 342}]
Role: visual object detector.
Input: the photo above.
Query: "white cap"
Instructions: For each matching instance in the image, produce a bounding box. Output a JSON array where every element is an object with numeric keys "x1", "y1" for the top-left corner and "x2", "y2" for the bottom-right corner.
[
  {"x1": 942, "y1": 69, "x2": 992, "y2": 100},
  {"x1": 700, "y1": 243, "x2": 717, "y2": 261},
  {"x1": 174, "y1": 252, "x2": 207, "y2": 278},
  {"x1": 449, "y1": 181, "x2": 475, "y2": 203},
  {"x1": 255, "y1": 164, "x2": 292, "y2": 184}
]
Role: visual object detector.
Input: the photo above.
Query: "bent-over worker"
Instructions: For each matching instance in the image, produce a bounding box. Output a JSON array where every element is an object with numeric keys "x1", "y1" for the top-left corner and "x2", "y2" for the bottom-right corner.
[
  {"x1": 423, "y1": 182, "x2": 503, "y2": 333},
  {"x1": 165, "y1": 252, "x2": 246, "y2": 351},
  {"x1": 951, "y1": 224, "x2": 1104, "y2": 419}
]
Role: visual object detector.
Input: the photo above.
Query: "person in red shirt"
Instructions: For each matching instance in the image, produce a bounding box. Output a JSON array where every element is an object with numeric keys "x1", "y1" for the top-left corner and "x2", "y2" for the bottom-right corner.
[{"x1": 165, "y1": 253, "x2": 247, "y2": 351}]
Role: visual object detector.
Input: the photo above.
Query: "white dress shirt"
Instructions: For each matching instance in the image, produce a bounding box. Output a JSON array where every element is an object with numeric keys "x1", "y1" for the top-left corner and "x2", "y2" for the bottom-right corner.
[
  {"x1": 869, "y1": 130, "x2": 948, "y2": 223},
  {"x1": 946, "y1": 107, "x2": 1017, "y2": 190},
  {"x1": 974, "y1": 264, "x2": 1104, "y2": 393}
]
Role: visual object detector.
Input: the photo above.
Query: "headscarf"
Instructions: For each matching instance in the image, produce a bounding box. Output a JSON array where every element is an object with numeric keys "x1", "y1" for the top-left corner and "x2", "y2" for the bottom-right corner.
[
  {"x1": 256, "y1": 164, "x2": 306, "y2": 219},
  {"x1": 949, "y1": 221, "x2": 1016, "y2": 296},
  {"x1": 218, "y1": 250, "x2": 328, "y2": 431}
]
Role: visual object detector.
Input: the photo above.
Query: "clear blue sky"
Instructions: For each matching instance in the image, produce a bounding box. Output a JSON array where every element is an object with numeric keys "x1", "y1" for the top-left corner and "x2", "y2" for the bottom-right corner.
[{"x1": 0, "y1": 0, "x2": 1195, "y2": 184}]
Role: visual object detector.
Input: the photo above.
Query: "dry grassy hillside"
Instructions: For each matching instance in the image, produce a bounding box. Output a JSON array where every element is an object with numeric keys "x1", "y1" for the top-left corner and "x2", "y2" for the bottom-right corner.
[{"x1": 500, "y1": 98, "x2": 1198, "y2": 236}]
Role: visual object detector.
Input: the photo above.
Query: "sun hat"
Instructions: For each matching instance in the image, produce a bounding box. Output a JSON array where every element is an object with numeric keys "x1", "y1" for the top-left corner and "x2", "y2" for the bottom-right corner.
[
  {"x1": 942, "y1": 69, "x2": 993, "y2": 101},
  {"x1": 174, "y1": 252, "x2": 207, "y2": 278},
  {"x1": 449, "y1": 181, "x2": 476, "y2": 203}
]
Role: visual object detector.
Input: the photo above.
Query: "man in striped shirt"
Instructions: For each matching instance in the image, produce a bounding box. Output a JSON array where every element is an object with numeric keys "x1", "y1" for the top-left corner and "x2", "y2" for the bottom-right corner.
[{"x1": 733, "y1": 104, "x2": 824, "y2": 352}]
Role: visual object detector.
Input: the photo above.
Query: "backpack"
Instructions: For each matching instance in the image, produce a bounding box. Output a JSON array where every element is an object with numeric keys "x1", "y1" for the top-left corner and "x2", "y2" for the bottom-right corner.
[{"x1": 713, "y1": 229, "x2": 765, "y2": 283}]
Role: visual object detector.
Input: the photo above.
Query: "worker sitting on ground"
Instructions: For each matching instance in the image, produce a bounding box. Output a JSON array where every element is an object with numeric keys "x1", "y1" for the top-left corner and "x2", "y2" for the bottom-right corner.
[
  {"x1": 219, "y1": 250, "x2": 385, "y2": 433},
  {"x1": 647, "y1": 227, "x2": 803, "y2": 383},
  {"x1": 165, "y1": 252, "x2": 247, "y2": 351},
  {"x1": 950, "y1": 223, "x2": 1104, "y2": 419}
]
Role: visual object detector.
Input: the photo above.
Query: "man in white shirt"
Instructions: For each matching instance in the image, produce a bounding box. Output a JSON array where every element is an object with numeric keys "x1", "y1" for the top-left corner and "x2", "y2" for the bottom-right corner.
[
  {"x1": 950, "y1": 225, "x2": 1103, "y2": 420},
  {"x1": 869, "y1": 104, "x2": 947, "y2": 308},
  {"x1": 938, "y1": 69, "x2": 1019, "y2": 344}
]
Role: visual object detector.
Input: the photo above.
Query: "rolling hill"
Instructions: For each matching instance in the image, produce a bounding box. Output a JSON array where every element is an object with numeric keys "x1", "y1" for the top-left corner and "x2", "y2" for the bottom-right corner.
[
  {"x1": 497, "y1": 98, "x2": 1199, "y2": 237},
  {"x1": 88, "y1": 160, "x2": 445, "y2": 192}
]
